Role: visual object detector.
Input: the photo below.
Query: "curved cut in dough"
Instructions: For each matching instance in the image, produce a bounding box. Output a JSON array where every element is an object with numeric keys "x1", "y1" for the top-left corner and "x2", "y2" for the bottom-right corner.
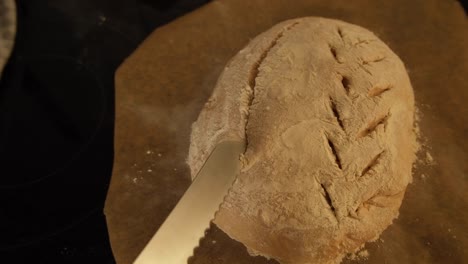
[{"x1": 188, "y1": 17, "x2": 416, "y2": 264}]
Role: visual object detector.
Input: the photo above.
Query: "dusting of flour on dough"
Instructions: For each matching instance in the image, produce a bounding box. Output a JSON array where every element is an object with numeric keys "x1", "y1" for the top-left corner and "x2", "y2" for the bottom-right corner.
[{"x1": 188, "y1": 17, "x2": 419, "y2": 264}]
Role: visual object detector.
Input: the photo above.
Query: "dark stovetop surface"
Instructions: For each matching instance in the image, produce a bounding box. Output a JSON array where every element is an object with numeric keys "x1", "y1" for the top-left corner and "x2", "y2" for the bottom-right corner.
[{"x1": 0, "y1": 0, "x2": 209, "y2": 263}]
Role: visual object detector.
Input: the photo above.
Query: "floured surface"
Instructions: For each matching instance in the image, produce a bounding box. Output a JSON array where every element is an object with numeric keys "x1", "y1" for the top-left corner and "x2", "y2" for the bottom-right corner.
[
  {"x1": 188, "y1": 17, "x2": 416, "y2": 264},
  {"x1": 105, "y1": 0, "x2": 468, "y2": 263}
]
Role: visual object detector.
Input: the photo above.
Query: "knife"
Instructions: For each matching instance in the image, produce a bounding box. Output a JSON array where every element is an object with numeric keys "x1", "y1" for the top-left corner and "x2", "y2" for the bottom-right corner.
[{"x1": 133, "y1": 140, "x2": 245, "y2": 264}]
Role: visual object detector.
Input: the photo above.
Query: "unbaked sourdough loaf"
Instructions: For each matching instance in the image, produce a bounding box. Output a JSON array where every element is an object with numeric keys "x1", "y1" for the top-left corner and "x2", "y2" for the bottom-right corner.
[{"x1": 188, "y1": 17, "x2": 416, "y2": 264}]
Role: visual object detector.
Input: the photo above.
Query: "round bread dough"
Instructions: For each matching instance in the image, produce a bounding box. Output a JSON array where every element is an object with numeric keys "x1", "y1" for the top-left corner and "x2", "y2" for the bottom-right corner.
[{"x1": 188, "y1": 17, "x2": 416, "y2": 264}]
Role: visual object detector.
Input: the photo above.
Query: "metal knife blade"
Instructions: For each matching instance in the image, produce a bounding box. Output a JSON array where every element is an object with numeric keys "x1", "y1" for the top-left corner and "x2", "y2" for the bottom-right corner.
[{"x1": 133, "y1": 140, "x2": 245, "y2": 264}]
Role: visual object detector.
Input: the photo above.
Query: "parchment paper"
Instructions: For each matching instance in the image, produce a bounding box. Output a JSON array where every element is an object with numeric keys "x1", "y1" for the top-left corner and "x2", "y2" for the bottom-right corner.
[{"x1": 104, "y1": 0, "x2": 468, "y2": 263}]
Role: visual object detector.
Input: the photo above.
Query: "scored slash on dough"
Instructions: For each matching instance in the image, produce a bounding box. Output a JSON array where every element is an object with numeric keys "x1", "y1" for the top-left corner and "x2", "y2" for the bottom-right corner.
[
  {"x1": 360, "y1": 150, "x2": 385, "y2": 177},
  {"x1": 329, "y1": 97, "x2": 345, "y2": 131},
  {"x1": 340, "y1": 75, "x2": 351, "y2": 94},
  {"x1": 244, "y1": 21, "x2": 301, "y2": 148},
  {"x1": 325, "y1": 135, "x2": 343, "y2": 170},
  {"x1": 320, "y1": 183, "x2": 338, "y2": 220},
  {"x1": 357, "y1": 111, "x2": 391, "y2": 138},
  {"x1": 368, "y1": 84, "x2": 393, "y2": 97}
]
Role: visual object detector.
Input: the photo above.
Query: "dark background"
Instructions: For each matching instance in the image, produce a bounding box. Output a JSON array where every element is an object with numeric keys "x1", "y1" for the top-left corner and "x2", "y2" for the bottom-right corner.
[
  {"x1": 0, "y1": 1, "x2": 465, "y2": 264},
  {"x1": 0, "y1": 0, "x2": 208, "y2": 263}
]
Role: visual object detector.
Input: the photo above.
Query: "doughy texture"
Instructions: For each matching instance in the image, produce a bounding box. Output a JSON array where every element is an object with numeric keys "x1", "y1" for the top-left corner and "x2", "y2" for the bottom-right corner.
[{"x1": 188, "y1": 17, "x2": 416, "y2": 264}]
